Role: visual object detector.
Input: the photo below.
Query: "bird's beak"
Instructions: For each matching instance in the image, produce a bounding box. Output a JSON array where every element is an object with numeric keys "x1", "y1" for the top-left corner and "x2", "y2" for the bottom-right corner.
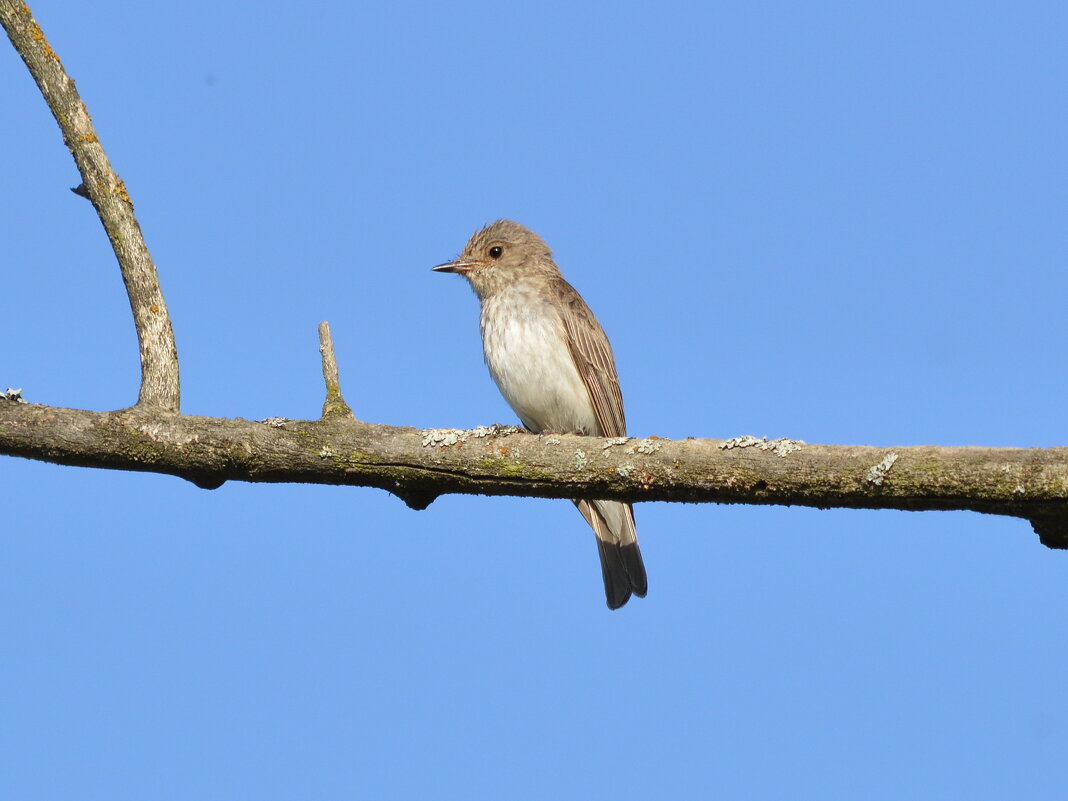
[{"x1": 432, "y1": 259, "x2": 479, "y2": 275}]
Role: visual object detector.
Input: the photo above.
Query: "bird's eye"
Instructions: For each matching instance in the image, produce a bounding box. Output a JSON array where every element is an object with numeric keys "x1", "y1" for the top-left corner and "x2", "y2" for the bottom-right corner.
[{"x1": 488, "y1": 245, "x2": 503, "y2": 259}]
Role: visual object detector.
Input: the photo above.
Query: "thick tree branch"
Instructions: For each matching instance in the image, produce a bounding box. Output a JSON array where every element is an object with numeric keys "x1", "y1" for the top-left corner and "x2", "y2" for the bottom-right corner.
[
  {"x1": 1, "y1": 1, "x2": 180, "y2": 411},
  {"x1": 2, "y1": 398, "x2": 1067, "y2": 540}
]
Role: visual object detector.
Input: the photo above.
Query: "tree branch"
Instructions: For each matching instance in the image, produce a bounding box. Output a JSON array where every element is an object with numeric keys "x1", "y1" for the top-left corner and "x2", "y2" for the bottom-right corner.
[
  {"x1": 1, "y1": 397, "x2": 1066, "y2": 537},
  {"x1": 318, "y1": 322, "x2": 353, "y2": 420},
  {"x1": 0, "y1": 0, "x2": 180, "y2": 411}
]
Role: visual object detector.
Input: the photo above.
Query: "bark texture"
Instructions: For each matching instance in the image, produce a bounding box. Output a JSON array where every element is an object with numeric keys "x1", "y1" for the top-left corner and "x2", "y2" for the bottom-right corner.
[{"x1": 2, "y1": 399, "x2": 1066, "y2": 535}]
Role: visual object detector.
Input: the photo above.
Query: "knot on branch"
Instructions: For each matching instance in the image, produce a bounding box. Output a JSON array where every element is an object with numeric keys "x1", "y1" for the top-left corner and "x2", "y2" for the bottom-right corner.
[
  {"x1": 395, "y1": 488, "x2": 439, "y2": 511},
  {"x1": 1030, "y1": 515, "x2": 1068, "y2": 550},
  {"x1": 188, "y1": 475, "x2": 226, "y2": 490}
]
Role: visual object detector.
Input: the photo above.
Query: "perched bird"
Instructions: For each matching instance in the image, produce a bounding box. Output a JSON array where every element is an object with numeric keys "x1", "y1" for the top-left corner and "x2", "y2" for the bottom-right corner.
[{"x1": 433, "y1": 220, "x2": 647, "y2": 609}]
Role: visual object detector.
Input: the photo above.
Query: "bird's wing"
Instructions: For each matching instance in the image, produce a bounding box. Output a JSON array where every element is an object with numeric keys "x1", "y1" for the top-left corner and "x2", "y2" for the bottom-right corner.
[{"x1": 550, "y1": 276, "x2": 627, "y2": 437}]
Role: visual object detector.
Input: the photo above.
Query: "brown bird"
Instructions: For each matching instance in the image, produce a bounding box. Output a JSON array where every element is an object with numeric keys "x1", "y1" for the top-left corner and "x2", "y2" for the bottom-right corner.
[{"x1": 434, "y1": 220, "x2": 647, "y2": 609}]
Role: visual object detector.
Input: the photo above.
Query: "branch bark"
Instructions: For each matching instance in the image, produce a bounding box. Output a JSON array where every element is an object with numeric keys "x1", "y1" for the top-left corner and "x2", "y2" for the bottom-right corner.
[
  {"x1": 1, "y1": 0, "x2": 180, "y2": 411},
  {"x1": 318, "y1": 322, "x2": 354, "y2": 420},
  {"x1": 1, "y1": 398, "x2": 1066, "y2": 533}
]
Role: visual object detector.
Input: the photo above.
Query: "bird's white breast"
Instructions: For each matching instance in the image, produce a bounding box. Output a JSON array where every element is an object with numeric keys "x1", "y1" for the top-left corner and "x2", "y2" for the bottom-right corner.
[{"x1": 480, "y1": 287, "x2": 599, "y2": 435}]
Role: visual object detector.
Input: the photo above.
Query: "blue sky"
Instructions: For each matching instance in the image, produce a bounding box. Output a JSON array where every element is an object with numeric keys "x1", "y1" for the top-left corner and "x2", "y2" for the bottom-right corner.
[{"x1": 3, "y1": 1, "x2": 1068, "y2": 798}]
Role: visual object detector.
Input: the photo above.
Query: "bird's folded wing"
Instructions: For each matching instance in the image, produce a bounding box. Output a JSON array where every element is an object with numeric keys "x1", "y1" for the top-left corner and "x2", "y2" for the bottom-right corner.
[{"x1": 550, "y1": 276, "x2": 626, "y2": 438}]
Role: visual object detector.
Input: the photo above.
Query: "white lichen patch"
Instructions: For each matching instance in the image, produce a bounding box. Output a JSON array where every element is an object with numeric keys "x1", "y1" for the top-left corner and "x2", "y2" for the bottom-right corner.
[
  {"x1": 720, "y1": 435, "x2": 805, "y2": 457},
  {"x1": 601, "y1": 437, "x2": 630, "y2": 450},
  {"x1": 1, "y1": 387, "x2": 26, "y2": 403},
  {"x1": 318, "y1": 445, "x2": 335, "y2": 458},
  {"x1": 616, "y1": 464, "x2": 634, "y2": 478},
  {"x1": 866, "y1": 452, "x2": 899, "y2": 486},
  {"x1": 574, "y1": 449, "x2": 589, "y2": 470},
  {"x1": 138, "y1": 420, "x2": 201, "y2": 447},
  {"x1": 633, "y1": 438, "x2": 662, "y2": 455},
  {"x1": 422, "y1": 429, "x2": 463, "y2": 447},
  {"x1": 771, "y1": 439, "x2": 803, "y2": 457},
  {"x1": 721, "y1": 435, "x2": 762, "y2": 450},
  {"x1": 260, "y1": 417, "x2": 289, "y2": 427},
  {"x1": 422, "y1": 425, "x2": 523, "y2": 448},
  {"x1": 545, "y1": 437, "x2": 562, "y2": 446}
]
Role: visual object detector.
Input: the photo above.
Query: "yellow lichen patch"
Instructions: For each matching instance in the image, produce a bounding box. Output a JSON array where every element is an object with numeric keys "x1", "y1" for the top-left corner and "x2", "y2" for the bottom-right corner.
[
  {"x1": 76, "y1": 133, "x2": 99, "y2": 144},
  {"x1": 112, "y1": 177, "x2": 132, "y2": 205},
  {"x1": 28, "y1": 21, "x2": 59, "y2": 62}
]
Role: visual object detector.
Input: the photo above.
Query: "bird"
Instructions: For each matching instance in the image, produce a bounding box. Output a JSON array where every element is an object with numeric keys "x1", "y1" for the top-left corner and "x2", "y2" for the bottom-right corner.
[{"x1": 433, "y1": 219, "x2": 647, "y2": 609}]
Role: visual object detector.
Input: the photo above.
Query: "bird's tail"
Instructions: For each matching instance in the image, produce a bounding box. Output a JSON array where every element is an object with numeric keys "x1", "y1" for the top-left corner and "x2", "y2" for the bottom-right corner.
[{"x1": 573, "y1": 499, "x2": 647, "y2": 610}]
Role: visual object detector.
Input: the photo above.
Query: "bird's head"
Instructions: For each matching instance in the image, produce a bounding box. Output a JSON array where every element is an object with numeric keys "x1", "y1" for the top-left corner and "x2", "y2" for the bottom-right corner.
[{"x1": 433, "y1": 219, "x2": 556, "y2": 299}]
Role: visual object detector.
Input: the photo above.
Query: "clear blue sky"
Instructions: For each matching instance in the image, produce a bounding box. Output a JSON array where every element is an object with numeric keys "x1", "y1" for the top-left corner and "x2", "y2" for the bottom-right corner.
[{"x1": 3, "y1": 1, "x2": 1068, "y2": 798}]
